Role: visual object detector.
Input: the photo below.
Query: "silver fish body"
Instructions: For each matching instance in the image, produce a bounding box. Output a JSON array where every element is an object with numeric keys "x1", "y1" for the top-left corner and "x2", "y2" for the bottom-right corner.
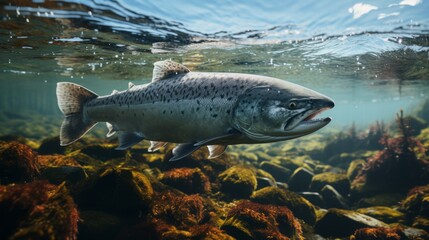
[{"x1": 57, "y1": 60, "x2": 334, "y2": 161}]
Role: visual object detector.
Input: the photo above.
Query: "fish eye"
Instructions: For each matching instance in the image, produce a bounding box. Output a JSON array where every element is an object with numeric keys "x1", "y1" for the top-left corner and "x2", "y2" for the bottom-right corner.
[{"x1": 288, "y1": 101, "x2": 297, "y2": 109}]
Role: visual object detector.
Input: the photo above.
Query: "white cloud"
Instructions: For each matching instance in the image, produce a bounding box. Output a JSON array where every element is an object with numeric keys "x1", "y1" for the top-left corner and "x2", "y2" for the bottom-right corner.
[
  {"x1": 348, "y1": 3, "x2": 378, "y2": 19},
  {"x1": 378, "y1": 12, "x2": 400, "y2": 19},
  {"x1": 399, "y1": 0, "x2": 422, "y2": 6}
]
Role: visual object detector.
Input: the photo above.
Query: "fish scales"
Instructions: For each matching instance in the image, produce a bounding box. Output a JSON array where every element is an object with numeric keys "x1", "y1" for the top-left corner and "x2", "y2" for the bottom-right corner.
[{"x1": 85, "y1": 72, "x2": 264, "y2": 143}]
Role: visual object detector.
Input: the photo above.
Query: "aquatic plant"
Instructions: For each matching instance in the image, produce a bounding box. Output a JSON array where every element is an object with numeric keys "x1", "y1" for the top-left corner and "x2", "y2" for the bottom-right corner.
[
  {"x1": 127, "y1": 190, "x2": 227, "y2": 239},
  {"x1": 350, "y1": 227, "x2": 406, "y2": 240},
  {"x1": 316, "y1": 121, "x2": 385, "y2": 163},
  {"x1": 401, "y1": 184, "x2": 429, "y2": 218},
  {"x1": 0, "y1": 141, "x2": 39, "y2": 184},
  {"x1": 250, "y1": 186, "x2": 317, "y2": 225},
  {"x1": 221, "y1": 200, "x2": 303, "y2": 240},
  {"x1": 160, "y1": 167, "x2": 211, "y2": 194},
  {"x1": 352, "y1": 110, "x2": 429, "y2": 196},
  {"x1": 0, "y1": 181, "x2": 78, "y2": 240},
  {"x1": 150, "y1": 191, "x2": 210, "y2": 228}
]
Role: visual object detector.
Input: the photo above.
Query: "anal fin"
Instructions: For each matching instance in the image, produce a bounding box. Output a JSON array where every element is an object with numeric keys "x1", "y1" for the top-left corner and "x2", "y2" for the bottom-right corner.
[
  {"x1": 169, "y1": 143, "x2": 200, "y2": 162},
  {"x1": 115, "y1": 131, "x2": 145, "y2": 150}
]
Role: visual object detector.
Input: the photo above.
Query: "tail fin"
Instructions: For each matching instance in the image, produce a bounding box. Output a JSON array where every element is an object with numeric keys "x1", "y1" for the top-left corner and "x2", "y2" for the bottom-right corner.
[{"x1": 56, "y1": 82, "x2": 98, "y2": 146}]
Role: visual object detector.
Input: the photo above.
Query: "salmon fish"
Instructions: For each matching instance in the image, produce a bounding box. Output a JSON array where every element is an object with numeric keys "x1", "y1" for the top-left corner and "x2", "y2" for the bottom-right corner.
[{"x1": 56, "y1": 60, "x2": 334, "y2": 161}]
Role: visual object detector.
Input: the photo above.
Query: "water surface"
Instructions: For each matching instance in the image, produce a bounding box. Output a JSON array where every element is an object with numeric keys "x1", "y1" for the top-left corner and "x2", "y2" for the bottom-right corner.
[{"x1": 1, "y1": 0, "x2": 428, "y2": 140}]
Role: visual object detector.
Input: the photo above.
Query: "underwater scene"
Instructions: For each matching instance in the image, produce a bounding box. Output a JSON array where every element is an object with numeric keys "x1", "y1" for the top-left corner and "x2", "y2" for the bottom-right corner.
[{"x1": 1, "y1": 0, "x2": 429, "y2": 239}]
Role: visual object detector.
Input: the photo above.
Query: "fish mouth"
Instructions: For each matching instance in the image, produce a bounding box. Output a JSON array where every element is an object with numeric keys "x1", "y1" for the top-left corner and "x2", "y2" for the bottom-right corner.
[{"x1": 284, "y1": 102, "x2": 334, "y2": 136}]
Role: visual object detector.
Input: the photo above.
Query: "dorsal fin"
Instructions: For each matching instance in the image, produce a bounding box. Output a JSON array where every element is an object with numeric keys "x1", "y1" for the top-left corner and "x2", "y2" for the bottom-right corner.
[
  {"x1": 128, "y1": 82, "x2": 135, "y2": 89},
  {"x1": 152, "y1": 60, "x2": 190, "y2": 82}
]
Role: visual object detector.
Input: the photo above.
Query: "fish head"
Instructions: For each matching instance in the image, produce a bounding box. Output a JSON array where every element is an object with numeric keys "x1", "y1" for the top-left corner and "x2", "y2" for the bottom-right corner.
[{"x1": 232, "y1": 83, "x2": 334, "y2": 142}]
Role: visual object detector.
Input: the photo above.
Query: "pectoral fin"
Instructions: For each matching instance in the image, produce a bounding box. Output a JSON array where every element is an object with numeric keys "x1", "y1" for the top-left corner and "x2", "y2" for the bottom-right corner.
[
  {"x1": 148, "y1": 141, "x2": 167, "y2": 152},
  {"x1": 169, "y1": 143, "x2": 200, "y2": 162},
  {"x1": 115, "y1": 132, "x2": 145, "y2": 150},
  {"x1": 207, "y1": 145, "x2": 227, "y2": 159}
]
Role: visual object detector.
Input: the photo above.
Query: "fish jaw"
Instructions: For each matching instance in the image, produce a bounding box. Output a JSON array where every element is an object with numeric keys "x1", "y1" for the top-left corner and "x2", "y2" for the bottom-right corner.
[{"x1": 283, "y1": 98, "x2": 334, "y2": 137}]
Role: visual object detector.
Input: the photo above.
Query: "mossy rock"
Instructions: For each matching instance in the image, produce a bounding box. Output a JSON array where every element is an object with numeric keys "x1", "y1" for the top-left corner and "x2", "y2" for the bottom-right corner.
[
  {"x1": 255, "y1": 169, "x2": 276, "y2": 190},
  {"x1": 40, "y1": 166, "x2": 87, "y2": 185},
  {"x1": 321, "y1": 185, "x2": 350, "y2": 209},
  {"x1": 314, "y1": 208, "x2": 388, "y2": 238},
  {"x1": 357, "y1": 193, "x2": 405, "y2": 208},
  {"x1": 78, "y1": 211, "x2": 131, "y2": 240},
  {"x1": 38, "y1": 154, "x2": 81, "y2": 168},
  {"x1": 347, "y1": 159, "x2": 366, "y2": 181},
  {"x1": 160, "y1": 167, "x2": 211, "y2": 194},
  {"x1": 221, "y1": 200, "x2": 303, "y2": 240},
  {"x1": 310, "y1": 172, "x2": 350, "y2": 196},
  {"x1": 0, "y1": 141, "x2": 39, "y2": 184},
  {"x1": 0, "y1": 181, "x2": 78, "y2": 240},
  {"x1": 288, "y1": 167, "x2": 314, "y2": 192},
  {"x1": 38, "y1": 136, "x2": 65, "y2": 155},
  {"x1": 250, "y1": 186, "x2": 317, "y2": 225},
  {"x1": 259, "y1": 161, "x2": 292, "y2": 183},
  {"x1": 219, "y1": 166, "x2": 257, "y2": 199},
  {"x1": 67, "y1": 151, "x2": 101, "y2": 167},
  {"x1": 74, "y1": 168, "x2": 154, "y2": 216},
  {"x1": 356, "y1": 206, "x2": 406, "y2": 224},
  {"x1": 350, "y1": 227, "x2": 406, "y2": 240},
  {"x1": 80, "y1": 144, "x2": 125, "y2": 161},
  {"x1": 299, "y1": 192, "x2": 325, "y2": 208},
  {"x1": 412, "y1": 216, "x2": 429, "y2": 233},
  {"x1": 402, "y1": 185, "x2": 429, "y2": 218}
]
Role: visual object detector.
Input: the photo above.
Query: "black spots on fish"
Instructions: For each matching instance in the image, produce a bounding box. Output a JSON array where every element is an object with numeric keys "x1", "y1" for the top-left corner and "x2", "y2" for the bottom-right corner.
[
  {"x1": 209, "y1": 108, "x2": 213, "y2": 112},
  {"x1": 170, "y1": 110, "x2": 173, "y2": 114},
  {"x1": 226, "y1": 109, "x2": 231, "y2": 114},
  {"x1": 196, "y1": 107, "x2": 200, "y2": 112},
  {"x1": 227, "y1": 97, "x2": 233, "y2": 101},
  {"x1": 181, "y1": 110, "x2": 185, "y2": 115},
  {"x1": 220, "y1": 94, "x2": 224, "y2": 99},
  {"x1": 251, "y1": 106, "x2": 255, "y2": 109},
  {"x1": 163, "y1": 110, "x2": 166, "y2": 114},
  {"x1": 197, "y1": 100, "x2": 200, "y2": 105},
  {"x1": 212, "y1": 114, "x2": 218, "y2": 118},
  {"x1": 141, "y1": 112, "x2": 145, "y2": 116}
]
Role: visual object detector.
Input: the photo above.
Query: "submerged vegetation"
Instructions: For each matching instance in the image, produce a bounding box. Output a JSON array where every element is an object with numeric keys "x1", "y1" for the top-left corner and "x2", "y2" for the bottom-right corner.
[{"x1": 1, "y1": 105, "x2": 429, "y2": 239}]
